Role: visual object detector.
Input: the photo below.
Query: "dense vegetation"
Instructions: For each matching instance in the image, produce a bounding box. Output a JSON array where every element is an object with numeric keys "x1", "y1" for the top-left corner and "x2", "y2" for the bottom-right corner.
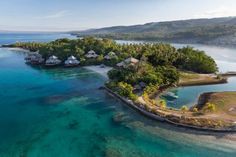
[
  {"x1": 73, "y1": 17, "x2": 236, "y2": 46},
  {"x1": 11, "y1": 37, "x2": 217, "y2": 73},
  {"x1": 176, "y1": 47, "x2": 218, "y2": 73},
  {"x1": 10, "y1": 37, "x2": 217, "y2": 100}
]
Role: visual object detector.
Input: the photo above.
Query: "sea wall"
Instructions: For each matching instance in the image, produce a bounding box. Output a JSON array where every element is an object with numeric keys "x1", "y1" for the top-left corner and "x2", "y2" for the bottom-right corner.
[
  {"x1": 102, "y1": 86, "x2": 236, "y2": 133},
  {"x1": 102, "y1": 86, "x2": 165, "y2": 122}
]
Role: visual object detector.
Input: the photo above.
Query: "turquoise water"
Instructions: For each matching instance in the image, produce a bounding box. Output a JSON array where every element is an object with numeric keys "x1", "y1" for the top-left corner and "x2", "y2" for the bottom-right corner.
[
  {"x1": 0, "y1": 35, "x2": 236, "y2": 156},
  {"x1": 1, "y1": 48, "x2": 236, "y2": 157}
]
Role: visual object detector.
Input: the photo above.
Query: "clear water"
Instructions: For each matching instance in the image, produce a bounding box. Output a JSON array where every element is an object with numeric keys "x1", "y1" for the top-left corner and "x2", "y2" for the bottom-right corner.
[{"x1": 0, "y1": 35, "x2": 236, "y2": 156}]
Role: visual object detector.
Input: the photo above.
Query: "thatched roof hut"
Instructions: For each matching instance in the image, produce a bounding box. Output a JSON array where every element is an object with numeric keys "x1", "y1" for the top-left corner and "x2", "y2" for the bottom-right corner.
[
  {"x1": 45, "y1": 55, "x2": 61, "y2": 66},
  {"x1": 116, "y1": 57, "x2": 139, "y2": 68},
  {"x1": 65, "y1": 55, "x2": 80, "y2": 67},
  {"x1": 104, "y1": 52, "x2": 117, "y2": 60},
  {"x1": 25, "y1": 51, "x2": 44, "y2": 64},
  {"x1": 85, "y1": 50, "x2": 98, "y2": 58}
]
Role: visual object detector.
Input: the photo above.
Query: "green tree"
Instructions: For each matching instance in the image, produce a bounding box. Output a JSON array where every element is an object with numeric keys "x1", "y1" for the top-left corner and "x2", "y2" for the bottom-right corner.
[
  {"x1": 159, "y1": 99, "x2": 167, "y2": 109},
  {"x1": 117, "y1": 82, "x2": 137, "y2": 101},
  {"x1": 177, "y1": 47, "x2": 218, "y2": 73},
  {"x1": 192, "y1": 107, "x2": 198, "y2": 113},
  {"x1": 181, "y1": 105, "x2": 189, "y2": 113},
  {"x1": 203, "y1": 103, "x2": 216, "y2": 113}
]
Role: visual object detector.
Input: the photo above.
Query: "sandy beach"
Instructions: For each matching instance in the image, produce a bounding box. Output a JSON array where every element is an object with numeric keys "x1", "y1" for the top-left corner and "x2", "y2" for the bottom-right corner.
[
  {"x1": 83, "y1": 65, "x2": 113, "y2": 78},
  {"x1": 7, "y1": 47, "x2": 30, "y2": 52}
]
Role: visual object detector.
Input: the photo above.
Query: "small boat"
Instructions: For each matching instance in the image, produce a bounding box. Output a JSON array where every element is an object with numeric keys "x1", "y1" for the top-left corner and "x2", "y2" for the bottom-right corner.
[{"x1": 162, "y1": 92, "x2": 179, "y2": 100}]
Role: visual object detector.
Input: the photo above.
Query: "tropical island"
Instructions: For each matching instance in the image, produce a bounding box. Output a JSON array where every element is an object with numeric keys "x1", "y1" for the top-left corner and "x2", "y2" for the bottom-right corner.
[{"x1": 5, "y1": 37, "x2": 236, "y2": 131}]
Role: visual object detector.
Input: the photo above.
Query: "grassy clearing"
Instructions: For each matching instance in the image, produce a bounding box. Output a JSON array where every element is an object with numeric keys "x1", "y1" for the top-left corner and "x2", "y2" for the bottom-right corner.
[
  {"x1": 138, "y1": 89, "x2": 236, "y2": 129},
  {"x1": 178, "y1": 71, "x2": 226, "y2": 86},
  {"x1": 198, "y1": 92, "x2": 236, "y2": 122}
]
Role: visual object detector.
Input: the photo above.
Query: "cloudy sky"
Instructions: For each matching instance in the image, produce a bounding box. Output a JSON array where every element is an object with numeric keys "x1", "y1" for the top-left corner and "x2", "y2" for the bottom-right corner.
[{"x1": 0, "y1": 0, "x2": 236, "y2": 31}]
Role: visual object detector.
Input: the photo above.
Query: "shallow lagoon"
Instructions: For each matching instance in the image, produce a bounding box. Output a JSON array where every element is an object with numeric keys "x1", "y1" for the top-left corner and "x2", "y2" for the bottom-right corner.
[{"x1": 161, "y1": 77, "x2": 236, "y2": 108}]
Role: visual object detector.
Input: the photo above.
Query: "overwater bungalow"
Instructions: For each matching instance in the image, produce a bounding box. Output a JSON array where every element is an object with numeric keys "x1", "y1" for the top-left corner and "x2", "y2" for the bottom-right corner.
[
  {"x1": 64, "y1": 55, "x2": 80, "y2": 67},
  {"x1": 25, "y1": 51, "x2": 44, "y2": 64},
  {"x1": 104, "y1": 51, "x2": 117, "y2": 60},
  {"x1": 116, "y1": 57, "x2": 139, "y2": 68},
  {"x1": 25, "y1": 52, "x2": 38, "y2": 63},
  {"x1": 85, "y1": 50, "x2": 98, "y2": 58},
  {"x1": 45, "y1": 55, "x2": 61, "y2": 66}
]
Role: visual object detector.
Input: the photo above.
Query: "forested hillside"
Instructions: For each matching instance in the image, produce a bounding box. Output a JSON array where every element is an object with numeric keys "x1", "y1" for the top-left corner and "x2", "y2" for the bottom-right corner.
[{"x1": 72, "y1": 17, "x2": 236, "y2": 46}]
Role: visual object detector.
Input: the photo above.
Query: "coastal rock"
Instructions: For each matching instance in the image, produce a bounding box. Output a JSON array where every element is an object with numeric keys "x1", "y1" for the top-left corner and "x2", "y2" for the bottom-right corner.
[
  {"x1": 112, "y1": 112, "x2": 128, "y2": 123},
  {"x1": 67, "y1": 120, "x2": 79, "y2": 130},
  {"x1": 105, "y1": 148, "x2": 122, "y2": 157}
]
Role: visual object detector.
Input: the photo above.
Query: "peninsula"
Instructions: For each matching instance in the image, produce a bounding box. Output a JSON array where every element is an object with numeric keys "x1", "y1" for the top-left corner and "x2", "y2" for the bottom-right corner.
[{"x1": 6, "y1": 37, "x2": 236, "y2": 131}]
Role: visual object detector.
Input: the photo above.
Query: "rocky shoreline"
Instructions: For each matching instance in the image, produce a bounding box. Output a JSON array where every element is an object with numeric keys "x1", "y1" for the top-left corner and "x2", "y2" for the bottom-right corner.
[
  {"x1": 178, "y1": 78, "x2": 228, "y2": 87},
  {"x1": 197, "y1": 92, "x2": 215, "y2": 110}
]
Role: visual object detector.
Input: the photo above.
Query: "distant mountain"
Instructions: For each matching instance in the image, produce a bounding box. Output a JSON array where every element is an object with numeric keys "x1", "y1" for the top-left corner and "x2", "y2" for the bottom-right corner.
[{"x1": 72, "y1": 17, "x2": 236, "y2": 46}]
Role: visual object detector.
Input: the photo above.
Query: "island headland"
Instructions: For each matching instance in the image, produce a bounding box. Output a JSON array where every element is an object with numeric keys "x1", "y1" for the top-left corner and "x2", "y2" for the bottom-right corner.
[{"x1": 4, "y1": 37, "x2": 236, "y2": 132}]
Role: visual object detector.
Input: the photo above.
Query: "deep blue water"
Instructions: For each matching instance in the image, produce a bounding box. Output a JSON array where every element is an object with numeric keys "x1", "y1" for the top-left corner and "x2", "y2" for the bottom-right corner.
[
  {"x1": 0, "y1": 34, "x2": 236, "y2": 156},
  {"x1": 0, "y1": 32, "x2": 76, "y2": 45}
]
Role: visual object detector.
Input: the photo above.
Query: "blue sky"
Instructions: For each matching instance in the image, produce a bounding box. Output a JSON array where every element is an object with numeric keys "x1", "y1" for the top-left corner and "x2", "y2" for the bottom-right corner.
[{"x1": 1, "y1": 0, "x2": 236, "y2": 31}]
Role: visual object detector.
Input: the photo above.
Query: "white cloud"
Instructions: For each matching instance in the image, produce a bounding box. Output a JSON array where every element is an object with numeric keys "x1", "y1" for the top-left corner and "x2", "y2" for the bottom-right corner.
[
  {"x1": 35, "y1": 10, "x2": 70, "y2": 19},
  {"x1": 195, "y1": 6, "x2": 236, "y2": 18}
]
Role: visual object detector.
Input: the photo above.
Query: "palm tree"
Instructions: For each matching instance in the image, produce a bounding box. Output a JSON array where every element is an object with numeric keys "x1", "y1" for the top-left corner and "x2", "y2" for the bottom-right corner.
[{"x1": 181, "y1": 105, "x2": 188, "y2": 113}]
